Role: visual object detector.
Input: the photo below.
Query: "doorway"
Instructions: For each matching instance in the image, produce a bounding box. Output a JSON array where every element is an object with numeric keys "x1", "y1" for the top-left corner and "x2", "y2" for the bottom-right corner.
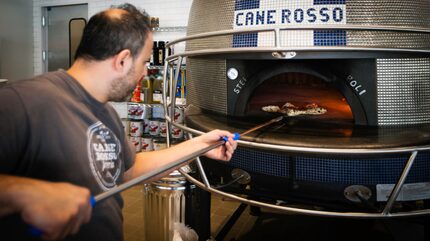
[{"x1": 42, "y1": 4, "x2": 87, "y2": 72}]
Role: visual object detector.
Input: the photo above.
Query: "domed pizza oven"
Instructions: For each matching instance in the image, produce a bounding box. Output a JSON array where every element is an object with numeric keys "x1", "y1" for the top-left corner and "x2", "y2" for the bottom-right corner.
[{"x1": 167, "y1": 0, "x2": 430, "y2": 214}]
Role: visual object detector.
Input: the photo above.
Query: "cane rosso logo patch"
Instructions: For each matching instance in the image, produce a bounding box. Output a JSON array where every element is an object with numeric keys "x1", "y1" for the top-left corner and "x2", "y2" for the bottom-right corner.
[{"x1": 87, "y1": 122, "x2": 122, "y2": 191}]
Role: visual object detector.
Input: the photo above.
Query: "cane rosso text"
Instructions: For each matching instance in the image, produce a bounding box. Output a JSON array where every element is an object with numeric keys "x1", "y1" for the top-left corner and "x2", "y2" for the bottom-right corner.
[{"x1": 234, "y1": 7, "x2": 345, "y2": 27}]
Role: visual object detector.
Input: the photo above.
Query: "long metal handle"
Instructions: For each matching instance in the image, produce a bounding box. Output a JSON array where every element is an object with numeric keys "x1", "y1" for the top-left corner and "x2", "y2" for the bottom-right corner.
[
  {"x1": 240, "y1": 116, "x2": 283, "y2": 136},
  {"x1": 29, "y1": 140, "x2": 225, "y2": 237},
  {"x1": 97, "y1": 116, "x2": 283, "y2": 202},
  {"x1": 95, "y1": 140, "x2": 225, "y2": 203}
]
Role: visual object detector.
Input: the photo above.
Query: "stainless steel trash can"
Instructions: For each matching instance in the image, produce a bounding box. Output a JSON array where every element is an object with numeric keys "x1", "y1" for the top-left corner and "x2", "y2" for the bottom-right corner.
[{"x1": 143, "y1": 171, "x2": 187, "y2": 241}]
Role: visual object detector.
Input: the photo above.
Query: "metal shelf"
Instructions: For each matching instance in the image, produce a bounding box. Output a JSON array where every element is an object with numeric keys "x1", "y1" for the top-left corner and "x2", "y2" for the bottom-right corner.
[
  {"x1": 152, "y1": 26, "x2": 187, "y2": 32},
  {"x1": 148, "y1": 65, "x2": 185, "y2": 70}
]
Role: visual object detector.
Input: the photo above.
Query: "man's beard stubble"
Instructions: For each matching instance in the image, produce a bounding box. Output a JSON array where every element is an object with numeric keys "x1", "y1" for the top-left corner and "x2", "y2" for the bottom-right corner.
[{"x1": 108, "y1": 66, "x2": 138, "y2": 102}]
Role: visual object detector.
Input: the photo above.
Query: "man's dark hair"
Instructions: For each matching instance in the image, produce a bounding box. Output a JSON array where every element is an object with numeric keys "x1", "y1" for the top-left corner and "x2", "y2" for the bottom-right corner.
[{"x1": 75, "y1": 3, "x2": 151, "y2": 61}]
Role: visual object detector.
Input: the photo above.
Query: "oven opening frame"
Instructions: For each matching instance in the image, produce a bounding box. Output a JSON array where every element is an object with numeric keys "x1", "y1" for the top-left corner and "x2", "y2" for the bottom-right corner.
[{"x1": 226, "y1": 59, "x2": 375, "y2": 126}]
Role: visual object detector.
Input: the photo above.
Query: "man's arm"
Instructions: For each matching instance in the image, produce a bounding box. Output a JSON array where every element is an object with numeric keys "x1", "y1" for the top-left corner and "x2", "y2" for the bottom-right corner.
[
  {"x1": 0, "y1": 175, "x2": 93, "y2": 241},
  {"x1": 124, "y1": 129, "x2": 237, "y2": 182}
]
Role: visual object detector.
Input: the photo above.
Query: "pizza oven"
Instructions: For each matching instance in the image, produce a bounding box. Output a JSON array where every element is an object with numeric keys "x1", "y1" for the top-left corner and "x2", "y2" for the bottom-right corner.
[{"x1": 165, "y1": 0, "x2": 430, "y2": 214}]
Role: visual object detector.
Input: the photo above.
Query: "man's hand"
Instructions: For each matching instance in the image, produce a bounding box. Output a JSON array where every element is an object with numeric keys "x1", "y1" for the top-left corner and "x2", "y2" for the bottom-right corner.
[
  {"x1": 126, "y1": 129, "x2": 238, "y2": 182},
  {"x1": 198, "y1": 129, "x2": 238, "y2": 161},
  {"x1": 0, "y1": 176, "x2": 93, "y2": 241}
]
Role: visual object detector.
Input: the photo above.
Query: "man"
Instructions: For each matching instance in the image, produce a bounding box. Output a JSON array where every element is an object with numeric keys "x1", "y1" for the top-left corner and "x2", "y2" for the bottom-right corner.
[{"x1": 0, "y1": 3, "x2": 237, "y2": 241}]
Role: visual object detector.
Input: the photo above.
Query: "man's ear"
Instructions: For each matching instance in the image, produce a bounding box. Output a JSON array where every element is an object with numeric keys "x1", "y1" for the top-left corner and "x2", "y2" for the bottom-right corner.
[{"x1": 113, "y1": 49, "x2": 132, "y2": 73}]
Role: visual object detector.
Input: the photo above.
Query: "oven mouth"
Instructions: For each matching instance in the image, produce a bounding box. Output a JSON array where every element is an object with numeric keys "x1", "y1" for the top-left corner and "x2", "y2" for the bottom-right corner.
[
  {"x1": 228, "y1": 60, "x2": 370, "y2": 125},
  {"x1": 186, "y1": 105, "x2": 430, "y2": 151},
  {"x1": 245, "y1": 71, "x2": 353, "y2": 123}
]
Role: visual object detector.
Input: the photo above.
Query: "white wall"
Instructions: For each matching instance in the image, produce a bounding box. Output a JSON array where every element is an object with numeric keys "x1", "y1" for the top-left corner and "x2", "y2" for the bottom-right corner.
[
  {"x1": 0, "y1": 0, "x2": 33, "y2": 81},
  {"x1": 33, "y1": 0, "x2": 193, "y2": 75}
]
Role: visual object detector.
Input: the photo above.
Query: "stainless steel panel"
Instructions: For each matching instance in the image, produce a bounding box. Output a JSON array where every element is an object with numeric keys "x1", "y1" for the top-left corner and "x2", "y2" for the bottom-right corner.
[
  {"x1": 185, "y1": 0, "x2": 430, "y2": 51},
  {"x1": 377, "y1": 58, "x2": 430, "y2": 125},
  {"x1": 45, "y1": 4, "x2": 87, "y2": 72},
  {"x1": 187, "y1": 58, "x2": 227, "y2": 114},
  {"x1": 186, "y1": 0, "x2": 234, "y2": 52},
  {"x1": 346, "y1": 1, "x2": 430, "y2": 27}
]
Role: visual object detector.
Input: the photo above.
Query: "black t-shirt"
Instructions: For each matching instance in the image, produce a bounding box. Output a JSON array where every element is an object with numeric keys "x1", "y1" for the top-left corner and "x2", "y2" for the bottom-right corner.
[{"x1": 0, "y1": 70, "x2": 134, "y2": 241}]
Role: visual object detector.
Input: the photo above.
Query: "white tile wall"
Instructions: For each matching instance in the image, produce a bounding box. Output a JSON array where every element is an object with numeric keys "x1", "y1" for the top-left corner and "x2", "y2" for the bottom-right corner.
[{"x1": 32, "y1": 0, "x2": 192, "y2": 74}]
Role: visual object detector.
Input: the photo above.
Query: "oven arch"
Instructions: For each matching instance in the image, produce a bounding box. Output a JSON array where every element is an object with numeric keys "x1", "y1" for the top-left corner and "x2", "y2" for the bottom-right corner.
[{"x1": 233, "y1": 62, "x2": 368, "y2": 125}]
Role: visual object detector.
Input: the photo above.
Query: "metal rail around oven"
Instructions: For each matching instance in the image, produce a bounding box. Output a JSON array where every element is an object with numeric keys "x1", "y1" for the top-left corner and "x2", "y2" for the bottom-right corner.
[
  {"x1": 161, "y1": 25, "x2": 430, "y2": 218},
  {"x1": 165, "y1": 24, "x2": 430, "y2": 60}
]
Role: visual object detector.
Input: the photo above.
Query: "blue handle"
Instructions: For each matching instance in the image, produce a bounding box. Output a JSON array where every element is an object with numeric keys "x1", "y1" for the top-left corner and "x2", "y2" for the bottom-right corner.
[
  {"x1": 29, "y1": 195, "x2": 96, "y2": 237},
  {"x1": 29, "y1": 226, "x2": 43, "y2": 237},
  {"x1": 89, "y1": 196, "x2": 96, "y2": 207},
  {"x1": 222, "y1": 133, "x2": 240, "y2": 142}
]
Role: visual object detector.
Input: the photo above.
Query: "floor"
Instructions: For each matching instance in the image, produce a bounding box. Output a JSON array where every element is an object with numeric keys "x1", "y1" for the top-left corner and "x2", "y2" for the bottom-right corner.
[
  {"x1": 122, "y1": 184, "x2": 252, "y2": 241},
  {"x1": 123, "y1": 184, "x2": 145, "y2": 241},
  {"x1": 209, "y1": 194, "x2": 256, "y2": 241},
  {"x1": 122, "y1": 184, "x2": 429, "y2": 241}
]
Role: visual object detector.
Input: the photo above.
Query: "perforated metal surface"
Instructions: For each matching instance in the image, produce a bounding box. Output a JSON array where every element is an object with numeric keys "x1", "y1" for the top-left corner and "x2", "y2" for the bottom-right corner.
[
  {"x1": 230, "y1": 148, "x2": 430, "y2": 185},
  {"x1": 346, "y1": 1, "x2": 430, "y2": 27},
  {"x1": 186, "y1": 0, "x2": 233, "y2": 52},
  {"x1": 187, "y1": 58, "x2": 227, "y2": 114},
  {"x1": 230, "y1": 148, "x2": 290, "y2": 178},
  {"x1": 377, "y1": 58, "x2": 430, "y2": 125},
  {"x1": 295, "y1": 155, "x2": 430, "y2": 184},
  {"x1": 185, "y1": 0, "x2": 430, "y2": 51},
  {"x1": 185, "y1": 0, "x2": 430, "y2": 118},
  {"x1": 347, "y1": 32, "x2": 430, "y2": 48}
]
